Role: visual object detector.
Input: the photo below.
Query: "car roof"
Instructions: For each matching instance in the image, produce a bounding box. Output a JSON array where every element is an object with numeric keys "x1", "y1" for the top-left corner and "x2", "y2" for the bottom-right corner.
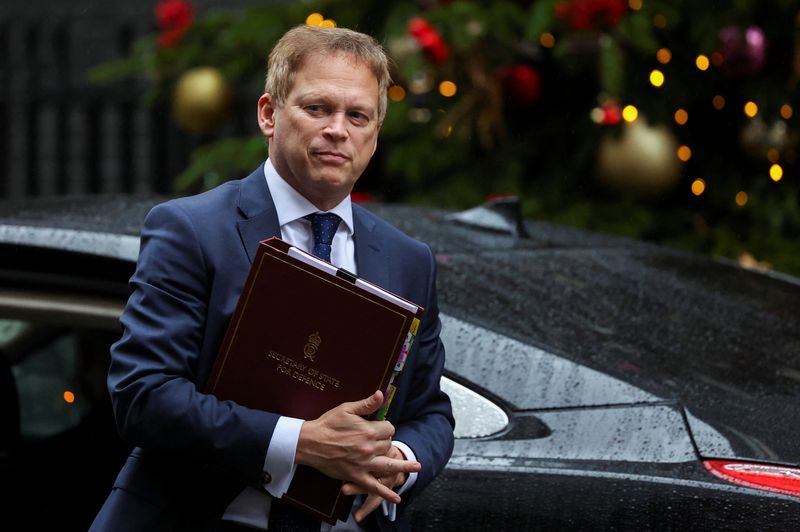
[
  {"x1": 0, "y1": 194, "x2": 159, "y2": 259},
  {"x1": 0, "y1": 195, "x2": 160, "y2": 294}
]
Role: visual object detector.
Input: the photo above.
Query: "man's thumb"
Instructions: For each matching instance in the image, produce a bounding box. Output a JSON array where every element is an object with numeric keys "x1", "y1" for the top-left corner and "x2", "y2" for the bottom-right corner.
[{"x1": 350, "y1": 390, "x2": 384, "y2": 415}]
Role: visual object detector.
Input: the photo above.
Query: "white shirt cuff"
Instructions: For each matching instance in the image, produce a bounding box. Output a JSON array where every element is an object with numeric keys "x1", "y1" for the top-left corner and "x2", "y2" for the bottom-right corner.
[
  {"x1": 263, "y1": 416, "x2": 303, "y2": 498},
  {"x1": 381, "y1": 440, "x2": 418, "y2": 522}
]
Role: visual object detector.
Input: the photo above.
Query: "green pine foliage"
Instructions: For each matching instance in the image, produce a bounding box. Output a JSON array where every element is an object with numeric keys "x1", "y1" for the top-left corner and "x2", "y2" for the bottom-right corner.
[{"x1": 90, "y1": 0, "x2": 800, "y2": 275}]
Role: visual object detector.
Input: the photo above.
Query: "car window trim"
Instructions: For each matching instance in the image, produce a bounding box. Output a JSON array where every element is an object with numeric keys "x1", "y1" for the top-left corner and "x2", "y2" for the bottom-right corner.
[{"x1": 0, "y1": 289, "x2": 124, "y2": 331}]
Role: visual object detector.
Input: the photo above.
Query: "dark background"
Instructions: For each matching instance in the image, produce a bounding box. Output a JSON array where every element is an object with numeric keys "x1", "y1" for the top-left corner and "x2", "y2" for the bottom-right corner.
[
  {"x1": 2, "y1": 1, "x2": 798, "y2": 276},
  {"x1": 0, "y1": 0, "x2": 267, "y2": 198}
]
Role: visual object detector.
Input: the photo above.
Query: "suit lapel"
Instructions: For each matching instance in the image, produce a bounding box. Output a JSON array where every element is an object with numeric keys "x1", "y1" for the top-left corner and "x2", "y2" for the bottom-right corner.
[
  {"x1": 354, "y1": 206, "x2": 390, "y2": 290},
  {"x1": 235, "y1": 170, "x2": 389, "y2": 287},
  {"x1": 235, "y1": 165, "x2": 281, "y2": 263}
]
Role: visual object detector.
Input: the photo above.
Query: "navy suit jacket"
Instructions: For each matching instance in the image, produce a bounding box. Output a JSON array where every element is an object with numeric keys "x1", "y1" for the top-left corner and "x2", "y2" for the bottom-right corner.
[{"x1": 91, "y1": 165, "x2": 454, "y2": 531}]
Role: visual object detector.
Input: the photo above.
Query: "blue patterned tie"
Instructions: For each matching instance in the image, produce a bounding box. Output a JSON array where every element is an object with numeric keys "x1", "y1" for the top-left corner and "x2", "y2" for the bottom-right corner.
[{"x1": 304, "y1": 213, "x2": 341, "y2": 262}]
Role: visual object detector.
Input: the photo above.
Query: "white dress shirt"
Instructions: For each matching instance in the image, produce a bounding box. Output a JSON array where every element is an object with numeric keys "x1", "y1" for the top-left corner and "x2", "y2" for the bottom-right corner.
[{"x1": 221, "y1": 160, "x2": 416, "y2": 530}]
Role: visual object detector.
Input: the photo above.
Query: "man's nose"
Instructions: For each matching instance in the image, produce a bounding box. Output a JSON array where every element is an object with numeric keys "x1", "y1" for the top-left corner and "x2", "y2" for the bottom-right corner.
[{"x1": 322, "y1": 112, "x2": 349, "y2": 140}]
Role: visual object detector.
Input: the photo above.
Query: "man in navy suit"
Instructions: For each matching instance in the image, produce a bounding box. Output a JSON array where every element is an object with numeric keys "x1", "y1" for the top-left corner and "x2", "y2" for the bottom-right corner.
[{"x1": 91, "y1": 24, "x2": 454, "y2": 531}]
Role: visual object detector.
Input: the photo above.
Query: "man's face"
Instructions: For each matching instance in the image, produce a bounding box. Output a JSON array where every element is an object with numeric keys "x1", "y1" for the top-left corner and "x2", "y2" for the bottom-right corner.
[{"x1": 258, "y1": 51, "x2": 381, "y2": 210}]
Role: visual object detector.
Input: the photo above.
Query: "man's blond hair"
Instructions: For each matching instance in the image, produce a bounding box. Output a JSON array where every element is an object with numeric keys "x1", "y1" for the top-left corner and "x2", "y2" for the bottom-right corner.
[{"x1": 265, "y1": 25, "x2": 392, "y2": 122}]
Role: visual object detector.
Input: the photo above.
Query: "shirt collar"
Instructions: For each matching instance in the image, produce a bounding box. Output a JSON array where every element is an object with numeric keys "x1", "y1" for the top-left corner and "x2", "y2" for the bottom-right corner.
[{"x1": 263, "y1": 159, "x2": 354, "y2": 234}]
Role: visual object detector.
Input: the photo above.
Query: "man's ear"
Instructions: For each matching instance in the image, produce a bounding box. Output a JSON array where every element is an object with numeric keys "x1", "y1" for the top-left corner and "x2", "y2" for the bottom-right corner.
[{"x1": 257, "y1": 93, "x2": 276, "y2": 138}]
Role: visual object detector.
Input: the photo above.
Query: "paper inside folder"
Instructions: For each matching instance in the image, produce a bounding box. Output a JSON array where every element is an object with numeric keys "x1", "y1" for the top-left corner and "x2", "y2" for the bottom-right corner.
[
  {"x1": 287, "y1": 246, "x2": 418, "y2": 314},
  {"x1": 287, "y1": 246, "x2": 338, "y2": 275}
]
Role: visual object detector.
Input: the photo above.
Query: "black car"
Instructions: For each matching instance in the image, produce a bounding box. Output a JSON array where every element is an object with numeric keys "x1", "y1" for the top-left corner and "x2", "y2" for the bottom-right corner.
[{"x1": 1, "y1": 195, "x2": 799, "y2": 530}]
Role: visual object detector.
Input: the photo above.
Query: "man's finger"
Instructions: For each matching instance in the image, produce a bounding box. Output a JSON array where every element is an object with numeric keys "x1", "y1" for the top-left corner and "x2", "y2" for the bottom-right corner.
[
  {"x1": 371, "y1": 456, "x2": 421, "y2": 475},
  {"x1": 354, "y1": 494, "x2": 384, "y2": 523},
  {"x1": 341, "y1": 470, "x2": 395, "y2": 497},
  {"x1": 342, "y1": 475, "x2": 400, "y2": 503}
]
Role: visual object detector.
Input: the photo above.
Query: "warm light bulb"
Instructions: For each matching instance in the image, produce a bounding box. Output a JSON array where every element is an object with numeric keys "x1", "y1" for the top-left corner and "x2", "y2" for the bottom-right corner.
[
  {"x1": 735, "y1": 191, "x2": 748, "y2": 207},
  {"x1": 650, "y1": 70, "x2": 665, "y2": 87},
  {"x1": 628, "y1": 0, "x2": 643, "y2": 10},
  {"x1": 674, "y1": 109, "x2": 688, "y2": 125},
  {"x1": 677, "y1": 145, "x2": 692, "y2": 161},
  {"x1": 622, "y1": 105, "x2": 638, "y2": 122},
  {"x1": 656, "y1": 48, "x2": 672, "y2": 64},
  {"x1": 770, "y1": 164, "x2": 783, "y2": 182},
  {"x1": 691, "y1": 178, "x2": 706, "y2": 196},
  {"x1": 540, "y1": 32, "x2": 555, "y2": 48},
  {"x1": 712, "y1": 95, "x2": 726, "y2": 110},
  {"x1": 319, "y1": 19, "x2": 337, "y2": 28},
  {"x1": 305, "y1": 13, "x2": 324, "y2": 26},
  {"x1": 695, "y1": 54, "x2": 710, "y2": 71},
  {"x1": 781, "y1": 104, "x2": 793, "y2": 120},
  {"x1": 744, "y1": 101, "x2": 758, "y2": 118},
  {"x1": 63, "y1": 390, "x2": 76, "y2": 404},
  {"x1": 388, "y1": 85, "x2": 406, "y2": 102},
  {"x1": 439, "y1": 81, "x2": 457, "y2": 97},
  {"x1": 767, "y1": 148, "x2": 780, "y2": 163},
  {"x1": 653, "y1": 14, "x2": 667, "y2": 28}
]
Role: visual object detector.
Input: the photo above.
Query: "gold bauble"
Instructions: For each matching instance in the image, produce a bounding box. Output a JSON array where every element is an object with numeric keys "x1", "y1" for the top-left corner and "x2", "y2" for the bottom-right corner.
[
  {"x1": 596, "y1": 119, "x2": 682, "y2": 198},
  {"x1": 172, "y1": 67, "x2": 231, "y2": 135}
]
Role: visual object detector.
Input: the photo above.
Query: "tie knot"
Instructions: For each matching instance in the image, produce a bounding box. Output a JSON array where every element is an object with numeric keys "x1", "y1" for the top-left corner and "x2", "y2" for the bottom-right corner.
[
  {"x1": 304, "y1": 213, "x2": 342, "y2": 262},
  {"x1": 305, "y1": 213, "x2": 341, "y2": 246}
]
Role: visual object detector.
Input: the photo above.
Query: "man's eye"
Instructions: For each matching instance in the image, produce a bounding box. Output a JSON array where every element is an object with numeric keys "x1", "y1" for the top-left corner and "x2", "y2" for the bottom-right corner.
[
  {"x1": 305, "y1": 105, "x2": 326, "y2": 115},
  {"x1": 349, "y1": 112, "x2": 370, "y2": 124}
]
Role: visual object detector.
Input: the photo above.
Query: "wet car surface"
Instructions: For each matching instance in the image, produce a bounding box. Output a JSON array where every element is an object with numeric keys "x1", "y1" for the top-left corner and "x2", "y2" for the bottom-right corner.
[{"x1": 1, "y1": 195, "x2": 799, "y2": 530}]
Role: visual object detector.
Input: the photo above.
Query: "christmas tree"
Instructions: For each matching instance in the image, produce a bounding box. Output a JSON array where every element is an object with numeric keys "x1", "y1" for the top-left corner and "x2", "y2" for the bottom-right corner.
[{"x1": 91, "y1": 0, "x2": 800, "y2": 275}]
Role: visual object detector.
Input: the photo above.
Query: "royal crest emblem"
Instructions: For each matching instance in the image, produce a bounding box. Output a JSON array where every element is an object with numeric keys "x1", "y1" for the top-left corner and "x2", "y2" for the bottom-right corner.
[{"x1": 303, "y1": 331, "x2": 322, "y2": 361}]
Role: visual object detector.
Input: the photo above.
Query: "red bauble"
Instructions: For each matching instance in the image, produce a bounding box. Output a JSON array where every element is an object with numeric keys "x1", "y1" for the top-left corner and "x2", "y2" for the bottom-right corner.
[
  {"x1": 497, "y1": 65, "x2": 542, "y2": 107},
  {"x1": 601, "y1": 106, "x2": 621, "y2": 125},
  {"x1": 408, "y1": 17, "x2": 432, "y2": 38},
  {"x1": 155, "y1": 0, "x2": 194, "y2": 48},
  {"x1": 555, "y1": 0, "x2": 627, "y2": 31},
  {"x1": 419, "y1": 33, "x2": 450, "y2": 65},
  {"x1": 156, "y1": 0, "x2": 193, "y2": 29},
  {"x1": 598, "y1": 100, "x2": 621, "y2": 125},
  {"x1": 407, "y1": 17, "x2": 450, "y2": 65},
  {"x1": 158, "y1": 27, "x2": 186, "y2": 48}
]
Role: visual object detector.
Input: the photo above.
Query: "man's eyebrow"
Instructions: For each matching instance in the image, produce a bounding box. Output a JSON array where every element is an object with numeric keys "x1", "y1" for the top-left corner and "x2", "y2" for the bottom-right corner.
[
  {"x1": 294, "y1": 91, "x2": 328, "y2": 103},
  {"x1": 294, "y1": 94, "x2": 376, "y2": 114}
]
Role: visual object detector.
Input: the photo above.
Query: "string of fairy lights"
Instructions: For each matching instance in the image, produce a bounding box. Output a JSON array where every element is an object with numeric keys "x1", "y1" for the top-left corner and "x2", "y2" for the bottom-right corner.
[
  {"x1": 305, "y1": 2, "x2": 793, "y2": 208},
  {"x1": 589, "y1": 1, "x2": 793, "y2": 206}
]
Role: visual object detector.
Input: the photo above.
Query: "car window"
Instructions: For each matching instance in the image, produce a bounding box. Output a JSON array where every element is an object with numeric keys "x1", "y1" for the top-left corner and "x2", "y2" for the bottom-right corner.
[
  {"x1": 0, "y1": 318, "x2": 116, "y2": 439},
  {"x1": 0, "y1": 289, "x2": 124, "y2": 445},
  {"x1": 440, "y1": 314, "x2": 658, "y2": 410}
]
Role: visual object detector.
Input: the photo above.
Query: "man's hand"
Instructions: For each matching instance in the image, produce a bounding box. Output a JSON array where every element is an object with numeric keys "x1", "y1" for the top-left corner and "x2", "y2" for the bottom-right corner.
[
  {"x1": 349, "y1": 445, "x2": 410, "y2": 523},
  {"x1": 295, "y1": 391, "x2": 421, "y2": 504}
]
